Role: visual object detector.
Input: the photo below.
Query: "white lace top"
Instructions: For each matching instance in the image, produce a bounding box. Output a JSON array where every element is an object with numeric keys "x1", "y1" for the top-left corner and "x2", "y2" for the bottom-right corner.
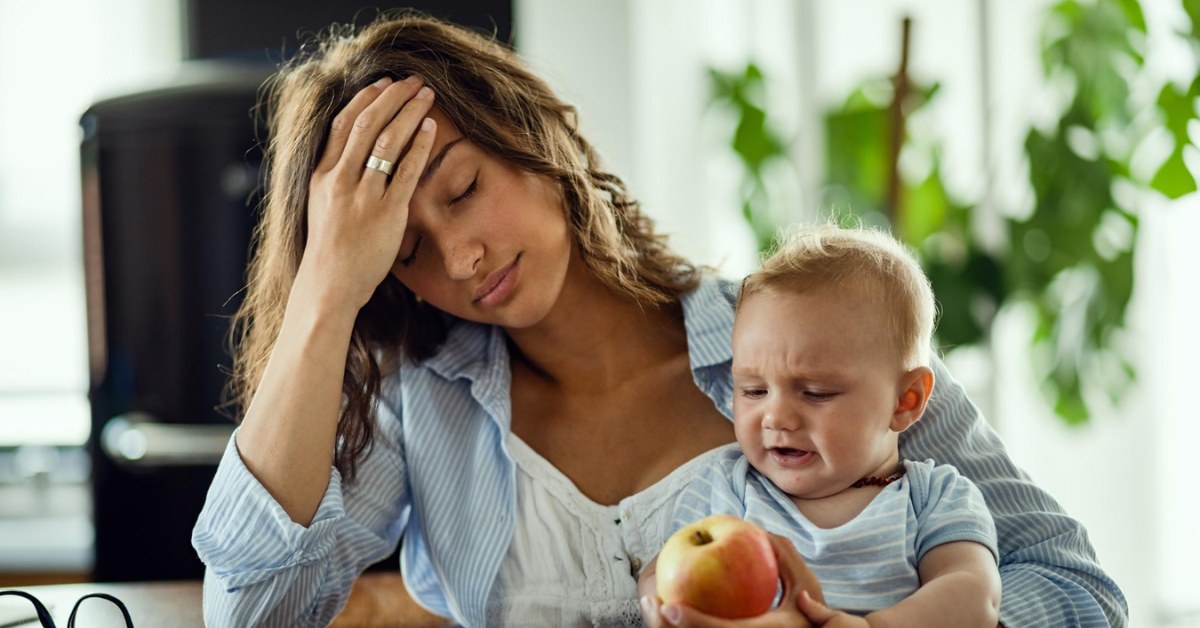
[{"x1": 485, "y1": 434, "x2": 728, "y2": 627}]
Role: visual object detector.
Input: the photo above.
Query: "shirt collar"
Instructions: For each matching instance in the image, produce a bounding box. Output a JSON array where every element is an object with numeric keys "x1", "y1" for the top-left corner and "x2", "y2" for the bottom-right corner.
[
  {"x1": 680, "y1": 273, "x2": 737, "y2": 371},
  {"x1": 421, "y1": 320, "x2": 497, "y2": 382},
  {"x1": 421, "y1": 272, "x2": 736, "y2": 381}
]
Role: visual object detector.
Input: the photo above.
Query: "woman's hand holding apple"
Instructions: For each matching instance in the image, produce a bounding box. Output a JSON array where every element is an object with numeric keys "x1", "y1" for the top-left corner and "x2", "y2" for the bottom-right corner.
[
  {"x1": 656, "y1": 515, "x2": 780, "y2": 618},
  {"x1": 640, "y1": 522, "x2": 824, "y2": 628}
]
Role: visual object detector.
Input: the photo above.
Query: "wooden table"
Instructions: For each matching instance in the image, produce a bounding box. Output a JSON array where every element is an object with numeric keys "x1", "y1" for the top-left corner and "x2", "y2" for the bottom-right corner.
[{"x1": 2, "y1": 573, "x2": 446, "y2": 627}]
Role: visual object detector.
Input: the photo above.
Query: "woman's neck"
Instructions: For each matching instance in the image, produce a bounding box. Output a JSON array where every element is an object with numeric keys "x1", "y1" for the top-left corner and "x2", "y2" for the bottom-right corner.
[{"x1": 504, "y1": 264, "x2": 688, "y2": 394}]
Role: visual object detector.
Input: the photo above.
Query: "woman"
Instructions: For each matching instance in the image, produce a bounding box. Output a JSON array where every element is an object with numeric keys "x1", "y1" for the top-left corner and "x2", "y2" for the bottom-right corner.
[{"x1": 192, "y1": 12, "x2": 1126, "y2": 627}]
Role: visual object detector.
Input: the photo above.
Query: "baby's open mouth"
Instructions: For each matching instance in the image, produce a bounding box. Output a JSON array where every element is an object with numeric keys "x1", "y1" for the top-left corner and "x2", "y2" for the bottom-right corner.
[{"x1": 768, "y1": 447, "x2": 815, "y2": 466}]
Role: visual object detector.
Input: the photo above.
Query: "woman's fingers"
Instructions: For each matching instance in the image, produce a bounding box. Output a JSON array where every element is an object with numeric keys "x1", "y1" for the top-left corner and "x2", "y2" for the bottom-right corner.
[
  {"x1": 658, "y1": 603, "x2": 816, "y2": 628},
  {"x1": 384, "y1": 116, "x2": 437, "y2": 205},
  {"x1": 337, "y1": 76, "x2": 427, "y2": 180},
  {"x1": 796, "y1": 591, "x2": 837, "y2": 624},
  {"x1": 641, "y1": 596, "x2": 664, "y2": 628},
  {"x1": 643, "y1": 536, "x2": 824, "y2": 628},
  {"x1": 656, "y1": 603, "x2": 734, "y2": 628},
  {"x1": 770, "y1": 533, "x2": 825, "y2": 606},
  {"x1": 366, "y1": 86, "x2": 436, "y2": 196},
  {"x1": 301, "y1": 75, "x2": 437, "y2": 307},
  {"x1": 316, "y1": 77, "x2": 391, "y2": 174}
]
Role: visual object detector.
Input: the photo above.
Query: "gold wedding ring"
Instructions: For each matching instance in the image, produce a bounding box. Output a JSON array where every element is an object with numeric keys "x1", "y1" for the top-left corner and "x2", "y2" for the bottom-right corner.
[{"x1": 365, "y1": 155, "x2": 395, "y2": 175}]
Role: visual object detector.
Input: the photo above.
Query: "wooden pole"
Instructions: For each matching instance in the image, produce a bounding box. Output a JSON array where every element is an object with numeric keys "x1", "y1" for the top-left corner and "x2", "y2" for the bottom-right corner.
[{"x1": 886, "y1": 16, "x2": 913, "y2": 235}]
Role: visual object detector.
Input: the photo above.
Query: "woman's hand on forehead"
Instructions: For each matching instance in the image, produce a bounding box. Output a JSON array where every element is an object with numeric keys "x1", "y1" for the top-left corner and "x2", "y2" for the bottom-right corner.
[{"x1": 300, "y1": 76, "x2": 439, "y2": 310}]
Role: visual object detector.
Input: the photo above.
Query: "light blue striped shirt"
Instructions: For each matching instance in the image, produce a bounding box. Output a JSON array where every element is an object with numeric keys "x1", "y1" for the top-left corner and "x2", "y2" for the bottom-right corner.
[
  {"x1": 670, "y1": 448, "x2": 998, "y2": 615},
  {"x1": 192, "y1": 275, "x2": 1127, "y2": 627}
]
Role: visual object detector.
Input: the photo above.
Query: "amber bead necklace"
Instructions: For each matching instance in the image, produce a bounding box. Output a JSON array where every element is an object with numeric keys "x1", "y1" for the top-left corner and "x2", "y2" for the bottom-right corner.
[{"x1": 851, "y1": 469, "x2": 906, "y2": 489}]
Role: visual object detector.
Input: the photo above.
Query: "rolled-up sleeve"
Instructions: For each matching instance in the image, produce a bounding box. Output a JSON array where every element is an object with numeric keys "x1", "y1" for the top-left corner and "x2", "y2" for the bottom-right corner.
[
  {"x1": 191, "y1": 393, "x2": 410, "y2": 627},
  {"x1": 903, "y1": 357, "x2": 1127, "y2": 627}
]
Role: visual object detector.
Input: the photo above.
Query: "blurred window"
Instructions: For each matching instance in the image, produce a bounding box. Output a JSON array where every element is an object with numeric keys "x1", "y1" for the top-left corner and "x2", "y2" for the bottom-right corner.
[
  {"x1": 0, "y1": 0, "x2": 182, "y2": 575},
  {"x1": 0, "y1": 1, "x2": 181, "y2": 447}
]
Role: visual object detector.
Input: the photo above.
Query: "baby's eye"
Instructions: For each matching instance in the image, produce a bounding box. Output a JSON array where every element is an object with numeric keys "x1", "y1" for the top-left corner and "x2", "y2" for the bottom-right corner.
[
  {"x1": 804, "y1": 390, "x2": 837, "y2": 401},
  {"x1": 740, "y1": 388, "x2": 767, "y2": 400}
]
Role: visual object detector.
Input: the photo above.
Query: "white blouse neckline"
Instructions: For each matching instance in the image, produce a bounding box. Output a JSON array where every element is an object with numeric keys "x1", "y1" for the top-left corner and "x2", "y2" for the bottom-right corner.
[{"x1": 485, "y1": 433, "x2": 735, "y2": 627}]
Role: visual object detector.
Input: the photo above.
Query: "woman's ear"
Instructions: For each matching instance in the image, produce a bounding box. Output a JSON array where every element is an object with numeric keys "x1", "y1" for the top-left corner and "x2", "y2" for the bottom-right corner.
[{"x1": 890, "y1": 366, "x2": 934, "y2": 433}]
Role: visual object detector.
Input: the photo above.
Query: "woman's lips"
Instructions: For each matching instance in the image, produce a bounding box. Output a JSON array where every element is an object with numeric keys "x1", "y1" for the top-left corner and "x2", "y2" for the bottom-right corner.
[
  {"x1": 473, "y1": 255, "x2": 520, "y2": 307},
  {"x1": 769, "y1": 447, "x2": 816, "y2": 468}
]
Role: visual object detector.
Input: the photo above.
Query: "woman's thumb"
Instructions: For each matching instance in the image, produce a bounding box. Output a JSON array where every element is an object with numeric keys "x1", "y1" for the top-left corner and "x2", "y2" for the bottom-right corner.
[{"x1": 797, "y1": 590, "x2": 836, "y2": 624}]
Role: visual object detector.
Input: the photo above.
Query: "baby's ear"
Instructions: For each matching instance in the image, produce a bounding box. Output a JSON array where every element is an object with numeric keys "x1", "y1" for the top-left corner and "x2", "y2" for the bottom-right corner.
[{"x1": 890, "y1": 366, "x2": 934, "y2": 433}]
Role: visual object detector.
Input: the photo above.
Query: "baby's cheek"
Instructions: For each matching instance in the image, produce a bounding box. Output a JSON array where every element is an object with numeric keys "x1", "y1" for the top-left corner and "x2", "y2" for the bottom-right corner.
[{"x1": 732, "y1": 418, "x2": 759, "y2": 448}]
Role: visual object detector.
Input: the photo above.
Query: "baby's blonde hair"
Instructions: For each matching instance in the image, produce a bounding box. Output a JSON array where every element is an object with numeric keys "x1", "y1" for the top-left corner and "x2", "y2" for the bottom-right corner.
[{"x1": 739, "y1": 223, "x2": 937, "y2": 370}]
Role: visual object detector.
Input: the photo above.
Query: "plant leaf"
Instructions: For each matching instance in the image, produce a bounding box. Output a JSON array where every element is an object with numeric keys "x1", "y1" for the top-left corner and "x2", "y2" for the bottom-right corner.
[
  {"x1": 1184, "y1": 0, "x2": 1200, "y2": 35},
  {"x1": 1151, "y1": 148, "x2": 1198, "y2": 198}
]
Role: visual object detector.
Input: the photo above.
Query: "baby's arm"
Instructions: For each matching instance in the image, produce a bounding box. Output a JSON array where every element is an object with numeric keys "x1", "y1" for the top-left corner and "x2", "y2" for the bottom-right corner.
[
  {"x1": 904, "y1": 541, "x2": 1002, "y2": 625},
  {"x1": 798, "y1": 540, "x2": 1000, "y2": 628}
]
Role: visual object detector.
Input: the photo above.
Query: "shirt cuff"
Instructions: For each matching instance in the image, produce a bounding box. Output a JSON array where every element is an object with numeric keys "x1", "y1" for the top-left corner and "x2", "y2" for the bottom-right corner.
[{"x1": 191, "y1": 428, "x2": 346, "y2": 590}]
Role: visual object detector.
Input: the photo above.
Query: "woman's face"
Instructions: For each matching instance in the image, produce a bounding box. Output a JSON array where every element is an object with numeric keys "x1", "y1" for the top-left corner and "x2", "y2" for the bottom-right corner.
[{"x1": 389, "y1": 107, "x2": 573, "y2": 329}]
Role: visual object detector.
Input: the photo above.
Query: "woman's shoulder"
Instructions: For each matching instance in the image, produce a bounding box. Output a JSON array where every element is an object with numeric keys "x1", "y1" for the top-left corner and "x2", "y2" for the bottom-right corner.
[
  {"x1": 678, "y1": 273, "x2": 738, "y2": 345},
  {"x1": 685, "y1": 272, "x2": 739, "y2": 306}
]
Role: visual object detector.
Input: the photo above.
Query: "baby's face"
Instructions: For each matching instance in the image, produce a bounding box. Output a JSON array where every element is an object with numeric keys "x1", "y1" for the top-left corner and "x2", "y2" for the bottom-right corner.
[{"x1": 731, "y1": 287, "x2": 906, "y2": 499}]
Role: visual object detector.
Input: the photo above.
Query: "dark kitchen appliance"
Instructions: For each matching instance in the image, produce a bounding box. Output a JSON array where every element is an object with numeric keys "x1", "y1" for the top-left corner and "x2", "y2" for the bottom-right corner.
[{"x1": 80, "y1": 63, "x2": 267, "y2": 581}]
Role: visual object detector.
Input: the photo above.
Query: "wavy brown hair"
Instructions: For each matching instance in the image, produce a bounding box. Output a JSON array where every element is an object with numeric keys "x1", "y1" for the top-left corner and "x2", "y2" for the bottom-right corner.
[{"x1": 228, "y1": 11, "x2": 699, "y2": 482}]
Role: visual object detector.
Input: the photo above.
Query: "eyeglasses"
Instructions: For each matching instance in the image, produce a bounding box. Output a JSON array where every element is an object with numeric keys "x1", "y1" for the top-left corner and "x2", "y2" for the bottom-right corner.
[{"x1": 0, "y1": 590, "x2": 134, "y2": 628}]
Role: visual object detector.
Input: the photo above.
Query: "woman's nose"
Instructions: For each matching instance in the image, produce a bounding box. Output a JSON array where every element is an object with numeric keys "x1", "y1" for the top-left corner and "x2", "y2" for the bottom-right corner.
[{"x1": 443, "y1": 237, "x2": 482, "y2": 280}]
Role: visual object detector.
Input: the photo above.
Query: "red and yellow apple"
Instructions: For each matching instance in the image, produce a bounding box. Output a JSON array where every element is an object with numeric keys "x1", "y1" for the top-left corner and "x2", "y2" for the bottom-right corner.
[{"x1": 656, "y1": 514, "x2": 779, "y2": 618}]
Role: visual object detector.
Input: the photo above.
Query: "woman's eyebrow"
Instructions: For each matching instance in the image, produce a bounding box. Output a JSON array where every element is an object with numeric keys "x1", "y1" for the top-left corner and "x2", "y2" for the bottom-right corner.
[{"x1": 419, "y1": 137, "x2": 465, "y2": 187}]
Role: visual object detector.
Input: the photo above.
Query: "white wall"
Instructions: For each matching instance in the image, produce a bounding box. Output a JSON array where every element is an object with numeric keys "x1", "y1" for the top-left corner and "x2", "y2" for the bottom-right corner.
[
  {"x1": 0, "y1": 0, "x2": 183, "y2": 448},
  {"x1": 0, "y1": 0, "x2": 184, "y2": 574},
  {"x1": 516, "y1": 0, "x2": 770, "y2": 277}
]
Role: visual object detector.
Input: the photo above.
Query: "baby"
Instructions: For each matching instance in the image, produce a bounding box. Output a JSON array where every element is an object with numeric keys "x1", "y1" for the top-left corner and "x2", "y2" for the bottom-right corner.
[{"x1": 640, "y1": 224, "x2": 1001, "y2": 626}]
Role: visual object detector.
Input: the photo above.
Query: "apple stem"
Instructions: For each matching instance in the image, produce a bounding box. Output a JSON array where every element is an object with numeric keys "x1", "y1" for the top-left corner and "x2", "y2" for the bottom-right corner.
[{"x1": 690, "y1": 530, "x2": 713, "y2": 546}]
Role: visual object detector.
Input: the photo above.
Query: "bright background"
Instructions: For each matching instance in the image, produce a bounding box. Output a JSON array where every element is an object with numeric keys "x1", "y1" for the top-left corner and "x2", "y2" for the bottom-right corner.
[{"x1": 0, "y1": 1, "x2": 1196, "y2": 625}]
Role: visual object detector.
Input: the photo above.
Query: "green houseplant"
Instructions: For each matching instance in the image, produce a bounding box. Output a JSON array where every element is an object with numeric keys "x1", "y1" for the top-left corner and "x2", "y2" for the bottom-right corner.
[{"x1": 708, "y1": 0, "x2": 1199, "y2": 425}]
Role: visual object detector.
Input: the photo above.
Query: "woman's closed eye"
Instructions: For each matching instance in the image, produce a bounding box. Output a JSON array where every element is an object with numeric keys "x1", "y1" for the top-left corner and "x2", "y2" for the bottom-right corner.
[
  {"x1": 449, "y1": 175, "x2": 478, "y2": 206},
  {"x1": 400, "y1": 175, "x2": 477, "y2": 268},
  {"x1": 400, "y1": 235, "x2": 422, "y2": 267}
]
